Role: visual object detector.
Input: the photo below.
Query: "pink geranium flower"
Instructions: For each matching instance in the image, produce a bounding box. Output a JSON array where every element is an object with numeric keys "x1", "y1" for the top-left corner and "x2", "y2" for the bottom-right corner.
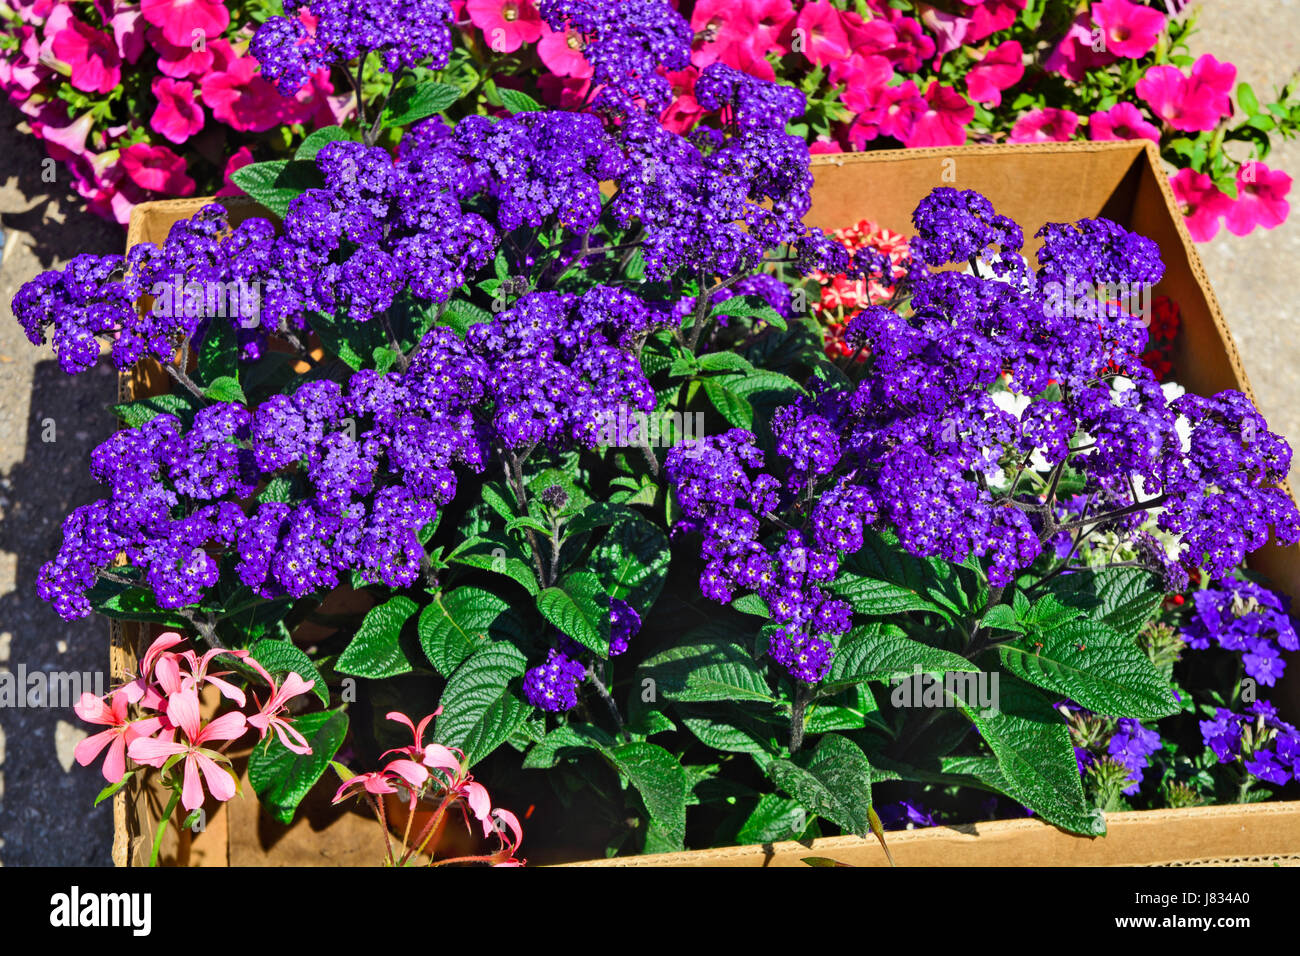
[
  {"x1": 538, "y1": 24, "x2": 592, "y2": 77},
  {"x1": 150, "y1": 77, "x2": 204, "y2": 144},
  {"x1": 966, "y1": 39, "x2": 1023, "y2": 107},
  {"x1": 119, "y1": 141, "x2": 195, "y2": 195},
  {"x1": 1225, "y1": 162, "x2": 1292, "y2": 236},
  {"x1": 1009, "y1": 107, "x2": 1079, "y2": 142},
  {"x1": 793, "y1": 0, "x2": 849, "y2": 67},
  {"x1": 1088, "y1": 101, "x2": 1160, "y2": 142},
  {"x1": 139, "y1": 0, "x2": 228, "y2": 49},
  {"x1": 73, "y1": 690, "x2": 163, "y2": 783},
  {"x1": 904, "y1": 81, "x2": 973, "y2": 147},
  {"x1": 468, "y1": 0, "x2": 544, "y2": 53},
  {"x1": 52, "y1": 16, "x2": 122, "y2": 94},
  {"x1": 127, "y1": 689, "x2": 247, "y2": 811},
  {"x1": 1137, "y1": 55, "x2": 1235, "y2": 132},
  {"x1": 1044, "y1": 11, "x2": 1116, "y2": 82},
  {"x1": 1092, "y1": 0, "x2": 1165, "y2": 59},
  {"x1": 1170, "y1": 167, "x2": 1232, "y2": 242}
]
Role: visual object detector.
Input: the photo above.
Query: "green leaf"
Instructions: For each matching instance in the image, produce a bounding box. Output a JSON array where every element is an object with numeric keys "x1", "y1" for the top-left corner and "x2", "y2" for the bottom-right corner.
[
  {"x1": 730, "y1": 593, "x2": 770, "y2": 618},
  {"x1": 736, "y1": 794, "x2": 809, "y2": 844},
  {"x1": 591, "y1": 515, "x2": 670, "y2": 617},
  {"x1": 294, "y1": 125, "x2": 350, "y2": 160},
  {"x1": 448, "y1": 533, "x2": 540, "y2": 596},
  {"x1": 697, "y1": 352, "x2": 756, "y2": 375},
  {"x1": 564, "y1": 502, "x2": 634, "y2": 539},
  {"x1": 711, "y1": 293, "x2": 788, "y2": 331},
  {"x1": 956, "y1": 675, "x2": 1103, "y2": 836},
  {"x1": 111, "y1": 393, "x2": 200, "y2": 428},
  {"x1": 1237, "y1": 82, "x2": 1261, "y2": 116},
  {"x1": 830, "y1": 529, "x2": 966, "y2": 620},
  {"x1": 702, "y1": 378, "x2": 754, "y2": 429},
  {"x1": 203, "y1": 375, "x2": 245, "y2": 405},
  {"x1": 997, "y1": 619, "x2": 1178, "y2": 720},
  {"x1": 247, "y1": 638, "x2": 330, "y2": 707},
  {"x1": 196, "y1": 319, "x2": 238, "y2": 386},
  {"x1": 94, "y1": 771, "x2": 136, "y2": 807},
  {"x1": 383, "y1": 81, "x2": 462, "y2": 127},
  {"x1": 229, "y1": 159, "x2": 320, "y2": 218},
  {"x1": 499, "y1": 88, "x2": 544, "y2": 113},
  {"x1": 522, "y1": 724, "x2": 615, "y2": 769},
  {"x1": 335, "y1": 596, "x2": 419, "y2": 678},
  {"x1": 418, "y1": 587, "x2": 531, "y2": 676},
  {"x1": 826, "y1": 623, "x2": 976, "y2": 688},
  {"x1": 1044, "y1": 566, "x2": 1163, "y2": 639},
  {"x1": 536, "y1": 570, "x2": 611, "y2": 656},
  {"x1": 256, "y1": 475, "x2": 294, "y2": 504},
  {"x1": 248, "y1": 710, "x2": 348, "y2": 825},
  {"x1": 640, "y1": 638, "x2": 776, "y2": 703},
  {"x1": 441, "y1": 298, "x2": 493, "y2": 336},
  {"x1": 610, "y1": 741, "x2": 689, "y2": 853},
  {"x1": 434, "y1": 644, "x2": 529, "y2": 765},
  {"x1": 86, "y1": 580, "x2": 193, "y2": 628},
  {"x1": 676, "y1": 703, "x2": 780, "y2": 757},
  {"x1": 767, "y1": 734, "x2": 874, "y2": 837}
]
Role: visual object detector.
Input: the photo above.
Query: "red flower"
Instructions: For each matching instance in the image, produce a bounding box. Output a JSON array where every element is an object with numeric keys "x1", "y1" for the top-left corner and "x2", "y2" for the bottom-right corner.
[
  {"x1": 119, "y1": 141, "x2": 195, "y2": 195},
  {"x1": 847, "y1": 79, "x2": 927, "y2": 147},
  {"x1": 52, "y1": 16, "x2": 122, "y2": 94}
]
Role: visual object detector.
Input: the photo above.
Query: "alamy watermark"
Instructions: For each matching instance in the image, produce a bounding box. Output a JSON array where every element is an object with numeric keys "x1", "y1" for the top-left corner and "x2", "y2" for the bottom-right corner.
[
  {"x1": 594, "y1": 405, "x2": 707, "y2": 457},
  {"x1": 150, "y1": 278, "x2": 261, "y2": 327},
  {"x1": 1041, "y1": 277, "x2": 1154, "y2": 326},
  {"x1": 890, "y1": 665, "x2": 1000, "y2": 717},
  {"x1": 0, "y1": 665, "x2": 106, "y2": 708}
]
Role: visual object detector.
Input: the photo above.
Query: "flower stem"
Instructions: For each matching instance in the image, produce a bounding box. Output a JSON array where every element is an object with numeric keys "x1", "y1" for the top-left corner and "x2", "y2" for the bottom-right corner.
[{"x1": 149, "y1": 788, "x2": 183, "y2": 868}]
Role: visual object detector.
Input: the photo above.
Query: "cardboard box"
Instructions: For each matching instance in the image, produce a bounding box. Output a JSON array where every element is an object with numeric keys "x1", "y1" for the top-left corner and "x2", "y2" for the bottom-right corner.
[{"x1": 112, "y1": 142, "x2": 1300, "y2": 866}]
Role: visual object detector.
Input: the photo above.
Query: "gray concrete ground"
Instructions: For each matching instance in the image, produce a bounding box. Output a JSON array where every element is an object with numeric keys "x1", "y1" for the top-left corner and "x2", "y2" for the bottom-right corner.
[{"x1": 0, "y1": 2, "x2": 1295, "y2": 866}]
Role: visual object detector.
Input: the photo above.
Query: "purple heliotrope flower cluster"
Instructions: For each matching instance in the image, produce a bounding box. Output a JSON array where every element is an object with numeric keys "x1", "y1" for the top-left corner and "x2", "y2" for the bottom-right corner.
[
  {"x1": 252, "y1": 0, "x2": 456, "y2": 96},
  {"x1": 38, "y1": 287, "x2": 657, "y2": 621},
  {"x1": 1183, "y1": 577, "x2": 1299, "y2": 687},
  {"x1": 522, "y1": 598, "x2": 641, "y2": 712},
  {"x1": 1105, "y1": 718, "x2": 1163, "y2": 794},
  {"x1": 540, "y1": 0, "x2": 692, "y2": 110},
  {"x1": 1200, "y1": 700, "x2": 1300, "y2": 785}
]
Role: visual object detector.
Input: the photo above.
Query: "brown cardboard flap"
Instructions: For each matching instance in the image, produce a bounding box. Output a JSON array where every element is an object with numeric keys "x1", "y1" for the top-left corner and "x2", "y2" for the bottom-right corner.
[{"x1": 568, "y1": 800, "x2": 1300, "y2": 867}]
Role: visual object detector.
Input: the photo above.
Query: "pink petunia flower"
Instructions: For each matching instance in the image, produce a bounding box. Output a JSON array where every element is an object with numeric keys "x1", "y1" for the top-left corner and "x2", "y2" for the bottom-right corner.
[
  {"x1": 809, "y1": 137, "x2": 843, "y2": 154},
  {"x1": 1009, "y1": 107, "x2": 1079, "y2": 142},
  {"x1": 119, "y1": 141, "x2": 196, "y2": 195},
  {"x1": 1137, "y1": 55, "x2": 1235, "y2": 132},
  {"x1": 73, "y1": 690, "x2": 163, "y2": 783},
  {"x1": 904, "y1": 81, "x2": 973, "y2": 147},
  {"x1": 828, "y1": 51, "x2": 892, "y2": 91},
  {"x1": 537, "y1": 24, "x2": 592, "y2": 77},
  {"x1": 52, "y1": 16, "x2": 122, "y2": 94},
  {"x1": 216, "y1": 145, "x2": 254, "y2": 197},
  {"x1": 127, "y1": 689, "x2": 247, "y2": 811},
  {"x1": 1170, "y1": 167, "x2": 1233, "y2": 242},
  {"x1": 793, "y1": 0, "x2": 849, "y2": 67},
  {"x1": 962, "y1": 0, "x2": 1026, "y2": 44},
  {"x1": 690, "y1": 0, "x2": 755, "y2": 69},
  {"x1": 745, "y1": 0, "x2": 795, "y2": 55},
  {"x1": 537, "y1": 73, "x2": 591, "y2": 109},
  {"x1": 139, "y1": 0, "x2": 229, "y2": 49},
  {"x1": 149, "y1": 27, "x2": 215, "y2": 78},
  {"x1": 1225, "y1": 162, "x2": 1292, "y2": 236},
  {"x1": 1043, "y1": 11, "x2": 1116, "y2": 82},
  {"x1": 965, "y1": 39, "x2": 1023, "y2": 107},
  {"x1": 150, "y1": 77, "x2": 205, "y2": 144},
  {"x1": 660, "y1": 67, "x2": 707, "y2": 134},
  {"x1": 1088, "y1": 101, "x2": 1160, "y2": 142},
  {"x1": 200, "y1": 54, "x2": 298, "y2": 132},
  {"x1": 1091, "y1": 0, "x2": 1165, "y2": 59},
  {"x1": 847, "y1": 79, "x2": 927, "y2": 147},
  {"x1": 110, "y1": 5, "x2": 149, "y2": 63},
  {"x1": 468, "y1": 0, "x2": 544, "y2": 54}
]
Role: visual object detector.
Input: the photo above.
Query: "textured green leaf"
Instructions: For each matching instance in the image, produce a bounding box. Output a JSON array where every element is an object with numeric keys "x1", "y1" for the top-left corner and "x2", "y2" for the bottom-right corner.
[
  {"x1": 383, "y1": 81, "x2": 462, "y2": 126},
  {"x1": 610, "y1": 741, "x2": 689, "y2": 853},
  {"x1": 448, "y1": 533, "x2": 540, "y2": 596},
  {"x1": 536, "y1": 570, "x2": 611, "y2": 655},
  {"x1": 591, "y1": 515, "x2": 670, "y2": 616},
  {"x1": 768, "y1": 734, "x2": 874, "y2": 837},
  {"x1": 826, "y1": 623, "x2": 976, "y2": 687},
  {"x1": 203, "y1": 375, "x2": 245, "y2": 405},
  {"x1": 676, "y1": 703, "x2": 780, "y2": 757},
  {"x1": 522, "y1": 724, "x2": 615, "y2": 769},
  {"x1": 702, "y1": 378, "x2": 753, "y2": 429},
  {"x1": 249, "y1": 710, "x2": 349, "y2": 825},
  {"x1": 736, "y1": 794, "x2": 808, "y2": 844},
  {"x1": 434, "y1": 644, "x2": 528, "y2": 765},
  {"x1": 197, "y1": 319, "x2": 238, "y2": 386},
  {"x1": 294, "y1": 125, "x2": 350, "y2": 160},
  {"x1": 111, "y1": 393, "x2": 200, "y2": 428},
  {"x1": 830, "y1": 530, "x2": 967, "y2": 620},
  {"x1": 499, "y1": 88, "x2": 544, "y2": 113},
  {"x1": 1044, "y1": 566, "x2": 1163, "y2": 639},
  {"x1": 418, "y1": 587, "x2": 531, "y2": 675},
  {"x1": 640, "y1": 640, "x2": 775, "y2": 703},
  {"x1": 335, "y1": 596, "x2": 418, "y2": 678},
  {"x1": 229, "y1": 159, "x2": 320, "y2": 218}
]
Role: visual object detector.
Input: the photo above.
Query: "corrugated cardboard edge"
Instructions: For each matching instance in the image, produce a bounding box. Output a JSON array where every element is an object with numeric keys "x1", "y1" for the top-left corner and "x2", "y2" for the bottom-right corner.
[{"x1": 566, "y1": 800, "x2": 1300, "y2": 867}]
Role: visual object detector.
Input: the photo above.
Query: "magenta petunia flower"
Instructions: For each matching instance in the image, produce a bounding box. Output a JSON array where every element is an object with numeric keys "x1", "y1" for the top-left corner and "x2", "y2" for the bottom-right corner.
[
  {"x1": 1091, "y1": 0, "x2": 1165, "y2": 59},
  {"x1": 51, "y1": 16, "x2": 122, "y2": 94},
  {"x1": 1170, "y1": 167, "x2": 1232, "y2": 242},
  {"x1": 110, "y1": 5, "x2": 148, "y2": 63},
  {"x1": 794, "y1": 0, "x2": 849, "y2": 67},
  {"x1": 962, "y1": 0, "x2": 1025, "y2": 43},
  {"x1": 1009, "y1": 107, "x2": 1080, "y2": 142},
  {"x1": 829, "y1": 51, "x2": 892, "y2": 93},
  {"x1": 150, "y1": 76, "x2": 205, "y2": 144},
  {"x1": 149, "y1": 27, "x2": 216, "y2": 78},
  {"x1": 1137, "y1": 54, "x2": 1235, "y2": 132},
  {"x1": 1043, "y1": 11, "x2": 1116, "y2": 82},
  {"x1": 538, "y1": 23, "x2": 592, "y2": 77},
  {"x1": 1225, "y1": 162, "x2": 1292, "y2": 236},
  {"x1": 200, "y1": 53, "x2": 298, "y2": 132},
  {"x1": 1088, "y1": 101, "x2": 1160, "y2": 142},
  {"x1": 467, "y1": 0, "x2": 544, "y2": 54},
  {"x1": 846, "y1": 79, "x2": 927, "y2": 147},
  {"x1": 965, "y1": 39, "x2": 1023, "y2": 107},
  {"x1": 904, "y1": 81, "x2": 973, "y2": 147},
  {"x1": 139, "y1": 0, "x2": 229, "y2": 49},
  {"x1": 744, "y1": 0, "x2": 795, "y2": 55},
  {"x1": 216, "y1": 145, "x2": 254, "y2": 197},
  {"x1": 119, "y1": 141, "x2": 196, "y2": 195},
  {"x1": 690, "y1": 0, "x2": 755, "y2": 69}
]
